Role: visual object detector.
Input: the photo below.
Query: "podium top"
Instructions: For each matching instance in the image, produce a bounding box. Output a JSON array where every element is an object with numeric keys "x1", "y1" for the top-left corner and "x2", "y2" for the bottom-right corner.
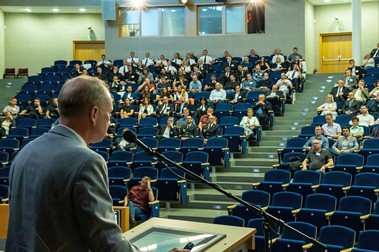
[{"x1": 123, "y1": 217, "x2": 256, "y2": 252}]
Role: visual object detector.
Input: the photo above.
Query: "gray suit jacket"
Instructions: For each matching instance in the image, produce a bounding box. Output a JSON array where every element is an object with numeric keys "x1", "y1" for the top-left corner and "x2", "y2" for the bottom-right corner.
[
  {"x1": 6, "y1": 125, "x2": 135, "y2": 252},
  {"x1": 332, "y1": 136, "x2": 359, "y2": 153}
]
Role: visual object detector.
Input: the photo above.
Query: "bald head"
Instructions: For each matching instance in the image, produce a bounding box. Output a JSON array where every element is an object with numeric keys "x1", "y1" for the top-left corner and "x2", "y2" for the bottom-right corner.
[{"x1": 58, "y1": 76, "x2": 111, "y2": 119}]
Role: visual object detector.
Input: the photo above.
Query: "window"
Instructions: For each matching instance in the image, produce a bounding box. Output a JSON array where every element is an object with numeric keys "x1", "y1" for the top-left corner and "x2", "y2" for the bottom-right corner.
[
  {"x1": 198, "y1": 5, "x2": 245, "y2": 35},
  {"x1": 119, "y1": 7, "x2": 185, "y2": 37}
]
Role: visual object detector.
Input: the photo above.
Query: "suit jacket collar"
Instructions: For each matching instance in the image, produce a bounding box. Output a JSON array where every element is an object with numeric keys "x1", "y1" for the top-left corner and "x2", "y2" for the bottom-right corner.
[{"x1": 50, "y1": 124, "x2": 87, "y2": 147}]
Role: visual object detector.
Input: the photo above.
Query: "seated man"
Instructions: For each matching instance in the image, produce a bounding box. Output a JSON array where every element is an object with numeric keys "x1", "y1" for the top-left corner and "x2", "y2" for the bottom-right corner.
[
  {"x1": 302, "y1": 139, "x2": 334, "y2": 181},
  {"x1": 151, "y1": 96, "x2": 173, "y2": 119},
  {"x1": 253, "y1": 94, "x2": 272, "y2": 130},
  {"x1": 322, "y1": 113, "x2": 342, "y2": 140},
  {"x1": 266, "y1": 85, "x2": 285, "y2": 115},
  {"x1": 330, "y1": 127, "x2": 359, "y2": 156},
  {"x1": 356, "y1": 105, "x2": 375, "y2": 127},
  {"x1": 124, "y1": 176, "x2": 155, "y2": 223},
  {"x1": 209, "y1": 82, "x2": 227, "y2": 105},
  {"x1": 352, "y1": 80, "x2": 369, "y2": 103},
  {"x1": 116, "y1": 128, "x2": 136, "y2": 151},
  {"x1": 180, "y1": 115, "x2": 198, "y2": 139},
  {"x1": 46, "y1": 97, "x2": 60, "y2": 119},
  {"x1": 350, "y1": 117, "x2": 364, "y2": 140},
  {"x1": 229, "y1": 85, "x2": 245, "y2": 104},
  {"x1": 3, "y1": 97, "x2": 20, "y2": 118},
  {"x1": 303, "y1": 125, "x2": 329, "y2": 152},
  {"x1": 157, "y1": 117, "x2": 179, "y2": 139},
  {"x1": 19, "y1": 98, "x2": 45, "y2": 119},
  {"x1": 342, "y1": 92, "x2": 360, "y2": 116},
  {"x1": 201, "y1": 115, "x2": 219, "y2": 142}
]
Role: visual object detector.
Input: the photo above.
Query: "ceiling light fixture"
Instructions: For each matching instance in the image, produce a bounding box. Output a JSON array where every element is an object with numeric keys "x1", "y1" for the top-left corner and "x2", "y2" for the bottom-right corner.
[
  {"x1": 79, "y1": 8, "x2": 86, "y2": 12},
  {"x1": 52, "y1": 8, "x2": 59, "y2": 12},
  {"x1": 24, "y1": 8, "x2": 32, "y2": 12}
]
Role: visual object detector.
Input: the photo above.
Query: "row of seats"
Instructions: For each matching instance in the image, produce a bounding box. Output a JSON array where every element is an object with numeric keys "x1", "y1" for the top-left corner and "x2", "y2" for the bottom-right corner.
[{"x1": 214, "y1": 215, "x2": 379, "y2": 252}]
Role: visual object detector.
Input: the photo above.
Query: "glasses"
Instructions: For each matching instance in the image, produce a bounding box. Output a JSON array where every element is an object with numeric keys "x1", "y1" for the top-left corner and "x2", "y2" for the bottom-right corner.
[{"x1": 313, "y1": 143, "x2": 320, "y2": 145}]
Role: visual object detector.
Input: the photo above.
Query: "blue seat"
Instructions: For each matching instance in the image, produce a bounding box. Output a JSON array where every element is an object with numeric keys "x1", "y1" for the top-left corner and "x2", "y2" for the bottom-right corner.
[
  {"x1": 181, "y1": 138, "x2": 204, "y2": 155},
  {"x1": 109, "y1": 185, "x2": 128, "y2": 206},
  {"x1": 331, "y1": 196, "x2": 372, "y2": 239},
  {"x1": 37, "y1": 118, "x2": 55, "y2": 129},
  {"x1": 157, "y1": 138, "x2": 181, "y2": 152},
  {"x1": 43, "y1": 75, "x2": 60, "y2": 85},
  {"x1": 0, "y1": 166, "x2": 10, "y2": 185},
  {"x1": 273, "y1": 221, "x2": 317, "y2": 252},
  {"x1": 131, "y1": 151, "x2": 157, "y2": 170},
  {"x1": 352, "y1": 230, "x2": 379, "y2": 252},
  {"x1": 182, "y1": 151, "x2": 210, "y2": 181},
  {"x1": 228, "y1": 190, "x2": 270, "y2": 224},
  {"x1": 312, "y1": 225, "x2": 356, "y2": 252},
  {"x1": 0, "y1": 151, "x2": 10, "y2": 166},
  {"x1": 0, "y1": 185, "x2": 9, "y2": 202},
  {"x1": 0, "y1": 138, "x2": 20, "y2": 155},
  {"x1": 108, "y1": 151, "x2": 134, "y2": 167},
  {"x1": 277, "y1": 137, "x2": 307, "y2": 163},
  {"x1": 311, "y1": 115, "x2": 326, "y2": 126},
  {"x1": 218, "y1": 116, "x2": 239, "y2": 129},
  {"x1": 139, "y1": 117, "x2": 158, "y2": 127},
  {"x1": 253, "y1": 169, "x2": 291, "y2": 196},
  {"x1": 347, "y1": 172, "x2": 379, "y2": 204},
  {"x1": 156, "y1": 150, "x2": 183, "y2": 169},
  {"x1": 29, "y1": 127, "x2": 49, "y2": 138},
  {"x1": 135, "y1": 137, "x2": 158, "y2": 153},
  {"x1": 119, "y1": 118, "x2": 138, "y2": 128},
  {"x1": 16, "y1": 118, "x2": 37, "y2": 130},
  {"x1": 273, "y1": 151, "x2": 307, "y2": 171},
  {"x1": 7, "y1": 127, "x2": 29, "y2": 141},
  {"x1": 246, "y1": 90, "x2": 265, "y2": 104},
  {"x1": 19, "y1": 84, "x2": 38, "y2": 95},
  {"x1": 286, "y1": 170, "x2": 321, "y2": 198},
  {"x1": 232, "y1": 103, "x2": 251, "y2": 121},
  {"x1": 156, "y1": 167, "x2": 187, "y2": 204},
  {"x1": 366, "y1": 200, "x2": 379, "y2": 230},
  {"x1": 54, "y1": 60, "x2": 67, "y2": 66},
  {"x1": 213, "y1": 215, "x2": 245, "y2": 227},
  {"x1": 360, "y1": 138, "x2": 379, "y2": 161},
  {"x1": 223, "y1": 126, "x2": 247, "y2": 154},
  {"x1": 95, "y1": 150, "x2": 109, "y2": 162},
  {"x1": 204, "y1": 137, "x2": 230, "y2": 168},
  {"x1": 26, "y1": 75, "x2": 43, "y2": 85},
  {"x1": 128, "y1": 167, "x2": 159, "y2": 188},
  {"x1": 297, "y1": 193, "x2": 337, "y2": 234},
  {"x1": 266, "y1": 191, "x2": 303, "y2": 222},
  {"x1": 333, "y1": 153, "x2": 364, "y2": 180},
  {"x1": 298, "y1": 125, "x2": 315, "y2": 138},
  {"x1": 335, "y1": 114, "x2": 353, "y2": 128},
  {"x1": 137, "y1": 127, "x2": 158, "y2": 138},
  {"x1": 213, "y1": 103, "x2": 233, "y2": 119},
  {"x1": 90, "y1": 138, "x2": 112, "y2": 152},
  {"x1": 317, "y1": 171, "x2": 352, "y2": 201},
  {"x1": 108, "y1": 166, "x2": 131, "y2": 186},
  {"x1": 247, "y1": 218, "x2": 279, "y2": 252}
]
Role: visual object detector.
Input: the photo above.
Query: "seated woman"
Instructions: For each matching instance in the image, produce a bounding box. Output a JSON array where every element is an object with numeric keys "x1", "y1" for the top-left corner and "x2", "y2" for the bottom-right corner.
[
  {"x1": 317, "y1": 94, "x2": 338, "y2": 119},
  {"x1": 368, "y1": 80, "x2": 379, "y2": 98},
  {"x1": 1, "y1": 111, "x2": 16, "y2": 137},
  {"x1": 137, "y1": 98, "x2": 154, "y2": 123},
  {"x1": 239, "y1": 108, "x2": 260, "y2": 140}
]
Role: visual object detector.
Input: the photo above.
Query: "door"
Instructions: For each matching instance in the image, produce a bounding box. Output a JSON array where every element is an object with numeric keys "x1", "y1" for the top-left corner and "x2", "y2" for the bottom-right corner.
[
  {"x1": 320, "y1": 32, "x2": 352, "y2": 73},
  {"x1": 73, "y1": 40, "x2": 105, "y2": 62}
]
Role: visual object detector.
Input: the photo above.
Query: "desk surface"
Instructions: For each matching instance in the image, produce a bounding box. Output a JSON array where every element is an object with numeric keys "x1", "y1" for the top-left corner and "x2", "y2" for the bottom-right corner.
[{"x1": 123, "y1": 217, "x2": 256, "y2": 252}]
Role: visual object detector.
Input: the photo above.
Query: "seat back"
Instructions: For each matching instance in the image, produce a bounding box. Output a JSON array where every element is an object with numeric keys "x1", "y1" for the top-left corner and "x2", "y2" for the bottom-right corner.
[
  {"x1": 355, "y1": 230, "x2": 379, "y2": 251},
  {"x1": 362, "y1": 138, "x2": 379, "y2": 149},
  {"x1": 304, "y1": 193, "x2": 337, "y2": 212},
  {"x1": 158, "y1": 138, "x2": 181, "y2": 149},
  {"x1": 271, "y1": 191, "x2": 303, "y2": 209},
  {"x1": 338, "y1": 196, "x2": 372, "y2": 215},
  {"x1": 336, "y1": 153, "x2": 364, "y2": 167},
  {"x1": 281, "y1": 221, "x2": 317, "y2": 241},
  {"x1": 282, "y1": 152, "x2": 307, "y2": 163},
  {"x1": 223, "y1": 126, "x2": 244, "y2": 135},
  {"x1": 354, "y1": 172, "x2": 379, "y2": 187},
  {"x1": 108, "y1": 166, "x2": 132, "y2": 180},
  {"x1": 139, "y1": 117, "x2": 158, "y2": 127},
  {"x1": 241, "y1": 190, "x2": 270, "y2": 207},
  {"x1": 292, "y1": 170, "x2": 321, "y2": 185},
  {"x1": 184, "y1": 151, "x2": 208, "y2": 163},
  {"x1": 205, "y1": 137, "x2": 228, "y2": 148},
  {"x1": 133, "y1": 167, "x2": 159, "y2": 181},
  {"x1": 160, "y1": 167, "x2": 185, "y2": 179},
  {"x1": 109, "y1": 151, "x2": 134, "y2": 163},
  {"x1": 213, "y1": 215, "x2": 245, "y2": 227},
  {"x1": 299, "y1": 125, "x2": 315, "y2": 138},
  {"x1": 161, "y1": 150, "x2": 183, "y2": 163},
  {"x1": 366, "y1": 153, "x2": 379, "y2": 165},
  {"x1": 181, "y1": 138, "x2": 204, "y2": 149},
  {"x1": 285, "y1": 137, "x2": 308, "y2": 148},
  {"x1": 263, "y1": 169, "x2": 291, "y2": 183},
  {"x1": 323, "y1": 171, "x2": 352, "y2": 187},
  {"x1": 318, "y1": 225, "x2": 356, "y2": 249}
]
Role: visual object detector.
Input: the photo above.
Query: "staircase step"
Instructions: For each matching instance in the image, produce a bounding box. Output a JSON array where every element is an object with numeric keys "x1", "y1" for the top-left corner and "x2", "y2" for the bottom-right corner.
[{"x1": 232, "y1": 158, "x2": 277, "y2": 167}]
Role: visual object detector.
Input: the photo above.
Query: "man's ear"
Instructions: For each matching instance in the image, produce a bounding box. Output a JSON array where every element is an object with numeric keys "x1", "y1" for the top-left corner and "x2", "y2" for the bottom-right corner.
[{"x1": 90, "y1": 106, "x2": 98, "y2": 125}]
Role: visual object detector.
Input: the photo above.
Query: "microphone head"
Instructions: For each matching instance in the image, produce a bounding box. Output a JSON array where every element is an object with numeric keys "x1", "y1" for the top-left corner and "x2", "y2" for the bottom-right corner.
[{"x1": 123, "y1": 129, "x2": 137, "y2": 143}]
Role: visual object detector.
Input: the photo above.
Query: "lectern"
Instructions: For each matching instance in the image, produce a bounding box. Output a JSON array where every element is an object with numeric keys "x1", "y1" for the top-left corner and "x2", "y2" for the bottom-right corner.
[{"x1": 124, "y1": 217, "x2": 256, "y2": 252}]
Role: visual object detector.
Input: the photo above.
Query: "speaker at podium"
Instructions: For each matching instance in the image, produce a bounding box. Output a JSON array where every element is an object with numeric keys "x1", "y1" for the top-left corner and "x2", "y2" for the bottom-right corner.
[{"x1": 124, "y1": 217, "x2": 256, "y2": 252}]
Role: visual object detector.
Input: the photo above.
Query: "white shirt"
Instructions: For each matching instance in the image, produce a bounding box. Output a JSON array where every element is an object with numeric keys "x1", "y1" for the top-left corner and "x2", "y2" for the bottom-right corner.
[{"x1": 357, "y1": 114, "x2": 375, "y2": 127}]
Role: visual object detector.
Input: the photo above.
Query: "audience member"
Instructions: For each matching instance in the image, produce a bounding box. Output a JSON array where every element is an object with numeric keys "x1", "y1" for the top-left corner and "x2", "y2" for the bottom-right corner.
[
  {"x1": 271, "y1": 48, "x2": 285, "y2": 64},
  {"x1": 95, "y1": 66, "x2": 109, "y2": 82},
  {"x1": 329, "y1": 79, "x2": 349, "y2": 102},
  {"x1": 258, "y1": 57, "x2": 271, "y2": 72},
  {"x1": 189, "y1": 75, "x2": 202, "y2": 94},
  {"x1": 367, "y1": 92, "x2": 379, "y2": 118},
  {"x1": 286, "y1": 63, "x2": 302, "y2": 92},
  {"x1": 0, "y1": 112, "x2": 16, "y2": 137},
  {"x1": 322, "y1": 114, "x2": 341, "y2": 139},
  {"x1": 275, "y1": 72, "x2": 293, "y2": 98},
  {"x1": 302, "y1": 139, "x2": 334, "y2": 180},
  {"x1": 266, "y1": 85, "x2": 284, "y2": 115},
  {"x1": 239, "y1": 108, "x2": 260, "y2": 140},
  {"x1": 240, "y1": 73, "x2": 256, "y2": 93},
  {"x1": 141, "y1": 52, "x2": 155, "y2": 67},
  {"x1": 223, "y1": 74, "x2": 240, "y2": 96},
  {"x1": 198, "y1": 49, "x2": 214, "y2": 65},
  {"x1": 198, "y1": 107, "x2": 214, "y2": 130},
  {"x1": 256, "y1": 72, "x2": 273, "y2": 92},
  {"x1": 109, "y1": 75, "x2": 126, "y2": 93},
  {"x1": 3, "y1": 97, "x2": 20, "y2": 118},
  {"x1": 341, "y1": 92, "x2": 360, "y2": 116},
  {"x1": 253, "y1": 94, "x2": 272, "y2": 130},
  {"x1": 342, "y1": 69, "x2": 357, "y2": 90},
  {"x1": 371, "y1": 42, "x2": 379, "y2": 58},
  {"x1": 120, "y1": 98, "x2": 135, "y2": 118},
  {"x1": 368, "y1": 80, "x2": 379, "y2": 98},
  {"x1": 303, "y1": 125, "x2": 329, "y2": 151},
  {"x1": 180, "y1": 115, "x2": 198, "y2": 139},
  {"x1": 218, "y1": 66, "x2": 233, "y2": 84},
  {"x1": 350, "y1": 117, "x2": 364, "y2": 139},
  {"x1": 209, "y1": 82, "x2": 227, "y2": 105},
  {"x1": 361, "y1": 53, "x2": 375, "y2": 70},
  {"x1": 171, "y1": 52, "x2": 183, "y2": 68},
  {"x1": 71, "y1": 63, "x2": 83, "y2": 77},
  {"x1": 194, "y1": 97, "x2": 210, "y2": 121},
  {"x1": 123, "y1": 65, "x2": 139, "y2": 85},
  {"x1": 157, "y1": 117, "x2": 179, "y2": 139},
  {"x1": 203, "y1": 74, "x2": 218, "y2": 91},
  {"x1": 151, "y1": 96, "x2": 173, "y2": 119},
  {"x1": 241, "y1": 56, "x2": 254, "y2": 72},
  {"x1": 288, "y1": 47, "x2": 302, "y2": 63},
  {"x1": 137, "y1": 98, "x2": 154, "y2": 123},
  {"x1": 355, "y1": 105, "x2": 375, "y2": 127},
  {"x1": 108, "y1": 65, "x2": 122, "y2": 83},
  {"x1": 201, "y1": 115, "x2": 219, "y2": 141},
  {"x1": 352, "y1": 80, "x2": 369, "y2": 103},
  {"x1": 235, "y1": 64, "x2": 248, "y2": 83},
  {"x1": 348, "y1": 59, "x2": 363, "y2": 80},
  {"x1": 229, "y1": 85, "x2": 244, "y2": 104},
  {"x1": 122, "y1": 85, "x2": 137, "y2": 104},
  {"x1": 46, "y1": 97, "x2": 60, "y2": 119},
  {"x1": 125, "y1": 176, "x2": 155, "y2": 223},
  {"x1": 330, "y1": 127, "x2": 359, "y2": 156},
  {"x1": 223, "y1": 55, "x2": 238, "y2": 71},
  {"x1": 248, "y1": 49, "x2": 260, "y2": 63},
  {"x1": 317, "y1": 94, "x2": 338, "y2": 119},
  {"x1": 138, "y1": 68, "x2": 154, "y2": 84},
  {"x1": 253, "y1": 65, "x2": 264, "y2": 82},
  {"x1": 19, "y1": 98, "x2": 45, "y2": 119},
  {"x1": 96, "y1": 54, "x2": 112, "y2": 69}
]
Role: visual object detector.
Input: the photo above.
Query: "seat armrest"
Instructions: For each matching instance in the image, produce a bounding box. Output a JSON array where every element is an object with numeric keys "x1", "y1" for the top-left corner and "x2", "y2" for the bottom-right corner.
[{"x1": 325, "y1": 211, "x2": 334, "y2": 217}]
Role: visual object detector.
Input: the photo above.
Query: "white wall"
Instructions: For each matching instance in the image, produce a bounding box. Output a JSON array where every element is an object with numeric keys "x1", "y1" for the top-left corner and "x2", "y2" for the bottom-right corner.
[
  {"x1": 313, "y1": 1, "x2": 379, "y2": 70},
  {"x1": 105, "y1": 0, "x2": 306, "y2": 64},
  {"x1": 304, "y1": 0, "x2": 315, "y2": 73},
  {"x1": 0, "y1": 10, "x2": 5, "y2": 79},
  {"x1": 4, "y1": 13, "x2": 105, "y2": 75}
]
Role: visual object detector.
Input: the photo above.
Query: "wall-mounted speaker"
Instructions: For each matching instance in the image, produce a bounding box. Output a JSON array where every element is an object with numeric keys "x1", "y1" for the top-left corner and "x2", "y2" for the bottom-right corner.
[{"x1": 101, "y1": 0, "x2": 116, "y2": 21}]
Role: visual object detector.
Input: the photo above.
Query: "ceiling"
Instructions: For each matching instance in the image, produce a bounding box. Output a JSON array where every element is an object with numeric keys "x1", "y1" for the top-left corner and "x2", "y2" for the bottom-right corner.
[{"x1": 0, "y1": 0, "x2": 377, "y2": 13}]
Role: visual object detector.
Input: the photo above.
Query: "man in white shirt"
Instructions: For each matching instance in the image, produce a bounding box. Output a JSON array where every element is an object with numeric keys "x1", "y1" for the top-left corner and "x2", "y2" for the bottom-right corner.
[
  {"x1": 141, "y1": 52, "x2": 155, "y2": 67},
  {"x1": 355, "y1": 105, "x2": 375, "y2": 127},
  {"x1": 209, "y1": 82, "x2": 226, "y2": 105},
  {"x1": 198, "y1": 49, "x2": 214, "y2": 65}
]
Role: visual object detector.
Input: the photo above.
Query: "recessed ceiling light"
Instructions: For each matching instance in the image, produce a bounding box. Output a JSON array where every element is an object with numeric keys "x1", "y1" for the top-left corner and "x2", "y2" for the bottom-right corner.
[
  {"x1": 324, "y1": 0, "x2": 331, "y2": 2},
  {"x1": 24, "y1": 8, "x2": 32, "y2": 12},
  {"x1": 52, "y1": 8, "x2": 59, "y2": 12},
  {"x1": 79, "y1": 8, "x2": 86, "y2": 12}
]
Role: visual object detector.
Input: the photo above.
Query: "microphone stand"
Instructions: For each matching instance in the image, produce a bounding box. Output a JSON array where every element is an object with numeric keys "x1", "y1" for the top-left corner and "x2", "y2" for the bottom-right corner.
[{"x1": 139, "y1": 146, "x2": 326, "y2": 252}]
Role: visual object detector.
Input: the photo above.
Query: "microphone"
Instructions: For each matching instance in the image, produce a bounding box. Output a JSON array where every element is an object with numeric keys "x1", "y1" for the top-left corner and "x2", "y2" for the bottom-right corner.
[{"x1": 122, "y1": 129, "x2": 153, "y2": 154}]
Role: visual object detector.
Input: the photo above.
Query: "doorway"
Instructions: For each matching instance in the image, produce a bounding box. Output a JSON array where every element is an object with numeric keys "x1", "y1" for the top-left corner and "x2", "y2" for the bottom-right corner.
[
  {"x1": 72, "y1": 40, "x2": 105, "y2": 63},
  {"x1": 319, "y1": 32, "x2": 352, "y2": 73}
]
